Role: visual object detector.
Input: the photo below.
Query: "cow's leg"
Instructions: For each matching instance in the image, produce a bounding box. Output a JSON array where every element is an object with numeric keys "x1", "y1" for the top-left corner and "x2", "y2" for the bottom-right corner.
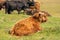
[
  {"x1": 18, "y1": 10, "x2": 20, "y2": 14},
  {"x1": 5, "y1": 8, "x2": 8, "y2": 14},
  {"x1": 0, "y1": 7, "x2": 1, "y2": 10},
  {"x1": 8, "y1": 11, "x2": 11, "y2": 14},
  {"x1": 16, "y1": 7, "x2": 21, "y2": 14},
  {"x1": 5, "y1": 8, "x2": 11, "y2": 14},
  {"x1": 5, "y1": 9, "x2": 11, "y2": 14},
  {"x1": 7, "y1": 9, "x2": 11, "y2": 14},
  {"x1": 0, "y1": 6, "x2": 2, "y2": 10},
  {"x1": 17, "y1": 9, "x2": 21, "y2": 14}
]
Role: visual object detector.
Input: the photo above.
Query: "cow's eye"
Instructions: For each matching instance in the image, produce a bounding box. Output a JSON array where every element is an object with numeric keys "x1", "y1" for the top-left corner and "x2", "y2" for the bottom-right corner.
[{"x1": 39, "y1": 14, "x2": 41, "y2": 16}]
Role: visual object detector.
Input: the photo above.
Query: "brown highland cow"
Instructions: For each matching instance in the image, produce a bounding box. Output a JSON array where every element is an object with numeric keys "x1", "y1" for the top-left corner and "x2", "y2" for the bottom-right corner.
[{"x1": 9, "y1": 11, "x2": 48, "y2": 36}]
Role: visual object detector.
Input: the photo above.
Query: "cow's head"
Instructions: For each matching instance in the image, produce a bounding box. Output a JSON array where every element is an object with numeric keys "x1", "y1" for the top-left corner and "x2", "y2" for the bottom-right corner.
[{"x1": 33, "y1": 11, "x2": 48, "y2": 23}]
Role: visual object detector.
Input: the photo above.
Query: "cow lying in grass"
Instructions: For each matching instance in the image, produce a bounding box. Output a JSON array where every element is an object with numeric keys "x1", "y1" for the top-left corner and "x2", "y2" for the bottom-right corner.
[{"x1": 9, "y1": 10, "x2": 49, "y2": 36}]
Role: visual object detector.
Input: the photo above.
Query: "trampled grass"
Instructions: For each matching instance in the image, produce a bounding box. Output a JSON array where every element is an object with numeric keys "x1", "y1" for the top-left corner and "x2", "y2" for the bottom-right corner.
[{"x1": 0, "y1": 0, "x2": 60, "y2": 40}]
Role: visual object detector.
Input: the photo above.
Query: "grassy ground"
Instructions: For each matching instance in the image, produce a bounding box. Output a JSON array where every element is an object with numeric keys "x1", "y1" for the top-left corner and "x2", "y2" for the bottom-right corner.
[{"x1": 0, "y1": 0, "x2": 60, "y2": 40}]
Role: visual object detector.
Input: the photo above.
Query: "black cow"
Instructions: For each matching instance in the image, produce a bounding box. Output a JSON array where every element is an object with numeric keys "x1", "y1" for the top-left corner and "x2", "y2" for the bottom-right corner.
[
  {"x1": 4, "y1": 1, "x2": 25, "y2": 14},
  {"x1": 12, "y1": 0, "x2": 34, "y2": 6},
  {"x1": 4, "y1": 0, "x2": 35, "y2": 14}
]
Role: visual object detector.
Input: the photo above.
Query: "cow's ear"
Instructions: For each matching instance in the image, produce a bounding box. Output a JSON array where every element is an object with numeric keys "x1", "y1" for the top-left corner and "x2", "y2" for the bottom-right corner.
[
  {"x1": 41, "y1": 11, "x2": 51, "y2": 16},
  {"x1": 46, "y1": 13, "x2": 51, "y2": 16}
]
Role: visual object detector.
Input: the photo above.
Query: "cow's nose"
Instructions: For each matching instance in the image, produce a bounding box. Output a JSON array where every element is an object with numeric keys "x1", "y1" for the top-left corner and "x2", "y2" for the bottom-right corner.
[
  {"x1": 44, "y1": 20, "x2": 47, "y2": 22},
  {"x1": 42, "y1": 20, "x2": 47, "y2": 23}
]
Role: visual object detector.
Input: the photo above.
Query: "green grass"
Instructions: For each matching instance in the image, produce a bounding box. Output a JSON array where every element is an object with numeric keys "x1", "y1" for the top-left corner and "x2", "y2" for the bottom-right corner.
[{"x1": 0, "y1": 0, "x2": 60, "y2": 40}]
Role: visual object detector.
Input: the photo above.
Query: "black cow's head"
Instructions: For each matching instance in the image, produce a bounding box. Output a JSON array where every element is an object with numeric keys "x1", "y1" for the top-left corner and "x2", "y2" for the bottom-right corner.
[{"x1": 27, "y1": 0, "x2": 34, "y2": 6}]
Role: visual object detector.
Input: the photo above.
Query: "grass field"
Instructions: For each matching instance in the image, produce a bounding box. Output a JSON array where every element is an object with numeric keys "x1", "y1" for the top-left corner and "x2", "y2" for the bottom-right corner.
[{"x1": 0, "y1": 0, "x2": 60, "y2": 40}]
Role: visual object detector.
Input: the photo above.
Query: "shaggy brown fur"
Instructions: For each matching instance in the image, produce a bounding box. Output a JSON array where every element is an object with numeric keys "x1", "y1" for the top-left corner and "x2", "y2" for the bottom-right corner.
[
  {"x1": 34, "y1": 2, "x2": 40, "y2": 11},
  {"x1": 25, "y1": 2, "x2": 40, "y2": 15},
  {"x1": 29, "y1": 2, "x2": 40, "y2": 13},
  {"x1": 40, "y1": 11, "x2": 51, "y2": 16},
  {"x1": 30, "y1": 2, "x2": 40, "y2": 10},
  {"x1": 9, "y1": 11, "x2": 48, "y2": 36}
]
